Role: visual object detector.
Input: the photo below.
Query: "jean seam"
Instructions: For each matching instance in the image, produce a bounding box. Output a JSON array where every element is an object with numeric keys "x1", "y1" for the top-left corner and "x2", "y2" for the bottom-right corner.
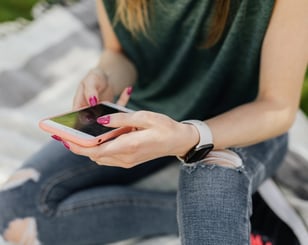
[
  {"x1": 38, "y1": 165, "x2": 99, "y2": 216},
  {"x1": 245, "y1": 173, "x2": 253, "y2": 244},
  {"x1": 57, "y1": 197, "x2": 176, "y2": 216}
]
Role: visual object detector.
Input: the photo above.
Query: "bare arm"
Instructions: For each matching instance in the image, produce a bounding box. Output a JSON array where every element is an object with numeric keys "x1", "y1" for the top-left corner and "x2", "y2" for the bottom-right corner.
[
  {"x1": 69, "y1": 0, "x2": 308, "y2": 168},
  {"x1": 206, "y1": 0, "x2": 308, "y2": 149},
  {"x1": 95, "y1": 0, "x2": 137, "y2": 95},
  {"x1": 73, "y1": 1, "x2": 137, "y2": 109}
]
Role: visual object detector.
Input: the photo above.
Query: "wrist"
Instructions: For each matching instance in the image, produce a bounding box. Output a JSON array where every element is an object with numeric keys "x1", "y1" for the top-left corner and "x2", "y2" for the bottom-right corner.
[
  {"x1": 177, "y1": 120, "x2": 214, "y2": 163},
  {"x1": 177, "y1": 123, "x2": 200, "y2": 157}
]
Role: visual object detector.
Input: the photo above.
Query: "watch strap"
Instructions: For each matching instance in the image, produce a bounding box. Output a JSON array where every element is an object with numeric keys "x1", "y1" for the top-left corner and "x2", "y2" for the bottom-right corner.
[
  {"x1": 177, "y1": 120, "x2": 214, "y2": 163},
  {"x1": 181, "y1": 120, "x2": 213, "y2": 147}
]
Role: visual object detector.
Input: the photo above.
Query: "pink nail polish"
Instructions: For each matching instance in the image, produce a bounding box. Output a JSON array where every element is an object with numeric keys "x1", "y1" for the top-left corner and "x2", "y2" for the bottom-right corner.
[
  {"x1": 97, "y1": 115, "x2": 110, "y2": 124},
  {"x1": 89, "y1": 96, "x2": 98, "y2": 106},
  {"x1": 51, "y1": 135, "x2": 62, "y2": 141},
  {"x1": 62, "y1": 141, "x2": 70, "y2": 150},
  {"x1": 127, "y1": 86, "x2": 133, "y2": 95}
]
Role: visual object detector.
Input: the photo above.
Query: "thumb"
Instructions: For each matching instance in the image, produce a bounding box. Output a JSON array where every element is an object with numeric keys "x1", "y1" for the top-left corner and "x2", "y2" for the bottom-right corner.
[
  {"x1": 97, "y1": 111, "x2": 153, "y2": 129},
  {"x1": 116, "y1": 86, "x2": 133, "y2": 106}
]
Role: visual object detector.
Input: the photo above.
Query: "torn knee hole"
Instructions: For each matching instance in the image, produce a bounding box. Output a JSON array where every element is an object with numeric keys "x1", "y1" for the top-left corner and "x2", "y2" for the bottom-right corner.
[
  {"x1": 3, "y1": 217, "x2": 40, "y2": 245},
  {"x1": 0, "y1": 168, "x2": 40, "y2": 191},
  {"x1": 203, "y1": 149, "x2": 243, "y2": 169}
]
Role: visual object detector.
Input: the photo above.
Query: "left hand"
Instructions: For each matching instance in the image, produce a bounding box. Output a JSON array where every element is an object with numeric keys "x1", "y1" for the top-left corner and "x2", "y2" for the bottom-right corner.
[{"x1": 68, "y1": 111, "x2": 199, "y2": 168}]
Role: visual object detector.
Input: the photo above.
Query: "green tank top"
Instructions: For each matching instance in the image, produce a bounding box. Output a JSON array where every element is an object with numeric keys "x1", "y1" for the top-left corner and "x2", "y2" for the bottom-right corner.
[{"x1": 103, "y1": 0, "x2": 275, "y2": 121}]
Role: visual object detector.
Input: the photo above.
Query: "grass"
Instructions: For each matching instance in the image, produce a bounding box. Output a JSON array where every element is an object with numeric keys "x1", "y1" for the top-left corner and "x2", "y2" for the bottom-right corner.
[
  {"x1": 300, "y1": 70, "x2": 308, "y2": 116},
  {"x1": 0, "y1": 0, "x2": 40, "y2": 22},
  {"x1": 0, "y1": 0, "x2": 75, "y2": 22}
]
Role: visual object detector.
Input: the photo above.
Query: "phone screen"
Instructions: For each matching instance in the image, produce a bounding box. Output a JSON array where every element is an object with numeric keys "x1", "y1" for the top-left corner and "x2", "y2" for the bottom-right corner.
[{"x1": 50, "y1": 104, "x2": 120, "y2": 136}]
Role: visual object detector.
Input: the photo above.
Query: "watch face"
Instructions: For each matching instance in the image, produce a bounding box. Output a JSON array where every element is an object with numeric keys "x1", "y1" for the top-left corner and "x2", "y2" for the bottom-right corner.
[{"x1": 185, "y1": 144, "x2": 214, "y2": 163}]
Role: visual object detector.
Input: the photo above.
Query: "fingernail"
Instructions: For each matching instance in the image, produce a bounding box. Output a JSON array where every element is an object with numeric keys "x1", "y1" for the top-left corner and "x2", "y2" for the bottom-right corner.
[
  {"x1": 62, "y1": 141, "x2": 70, "y2": 150},
  {"x1": 97, "y1": 115, "x2": 110, "y2": 124},
  {"x1": 127, "y1": 86, "x2": 133, "y2": 95},
  {"x1": 89, "y1": 96, "x2": 98, "y2": 106},
  {"x1": 51, "y1": 135, "x2": 62, "y2": 141}
]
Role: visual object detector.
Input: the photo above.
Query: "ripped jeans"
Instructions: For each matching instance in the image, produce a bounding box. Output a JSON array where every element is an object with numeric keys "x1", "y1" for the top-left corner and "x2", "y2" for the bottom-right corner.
[{"x1": 0, "y1": 134, "x2": 288, "y2": 245}]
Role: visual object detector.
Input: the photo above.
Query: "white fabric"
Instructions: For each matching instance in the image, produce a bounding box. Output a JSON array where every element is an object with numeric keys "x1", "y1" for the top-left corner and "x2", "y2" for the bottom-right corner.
[
  {"x1": 0, "y1": 7, "x2": 82, "y2": 71},
  {"x1": 0, "y1": 3, "x2": 179, "y2": 244}
]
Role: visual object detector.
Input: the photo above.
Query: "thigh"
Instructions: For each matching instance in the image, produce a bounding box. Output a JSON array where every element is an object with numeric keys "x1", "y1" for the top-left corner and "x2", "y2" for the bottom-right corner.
[
  {"x1": 22, "y1": 140, "x2": 175, "y2": 185},
  {"x1": 177, "y1": 134, "x2": 288, "y2": 245},
  {"x1": 3, "y1": 141, "x2": 174, "y2": 213}
]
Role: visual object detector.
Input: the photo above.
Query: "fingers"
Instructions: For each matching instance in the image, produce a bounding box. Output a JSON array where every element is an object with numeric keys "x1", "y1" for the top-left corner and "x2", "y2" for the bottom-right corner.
[
  {"x1": 83, "y1": 70, "x2": 108, "y2": 105},
  {"x1": 116, "y1": 86, "x2": 133, "y2": 106},
  {"x1": 97, "y1": 110, "x2": 162, "y2": 129},
  {"x1": 73, "y1": 67, "x2": 134, "y2": 110},
  {"x1": 67, "y1": 132, "x2": 147, "y2": 168},
  {"x1": 68, "y1": 140, "x2": 125, "y2": 166},
  {"x1": 84, "y1": 72, "x2": 108, "y2": 106},
  {"x1": 72, "y1": 83, "x2": 87, "y2": 110},
  {"x1": 73, "y1": 68, "x2": 111, "y2": 109},
  {"x1": 68, "y1": 141, "x2": 100, "y2": 158}
]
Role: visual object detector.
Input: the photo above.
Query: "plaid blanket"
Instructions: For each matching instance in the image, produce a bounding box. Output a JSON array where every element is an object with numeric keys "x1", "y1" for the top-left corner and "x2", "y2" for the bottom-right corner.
[
  {"x1": 0, "y1": 1, "x2": 307, "y2": 244},
  {"x1": 0, "y1": 1, "x2": 100, "y2": 180},
  {"x1": 0, "y1": 1, "x2": 179, "y2": 244}
]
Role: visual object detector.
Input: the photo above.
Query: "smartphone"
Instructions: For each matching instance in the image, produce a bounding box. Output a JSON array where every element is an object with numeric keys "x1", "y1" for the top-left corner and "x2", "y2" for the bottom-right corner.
[{"x1": 39, "y1": 102, "x2": 133, "y2": 147}]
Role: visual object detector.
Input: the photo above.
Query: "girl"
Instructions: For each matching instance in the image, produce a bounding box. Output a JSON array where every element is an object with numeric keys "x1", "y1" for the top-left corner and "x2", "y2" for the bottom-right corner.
[{"x1": 1, "y1": 0, "x2": 307, "y2": 244}]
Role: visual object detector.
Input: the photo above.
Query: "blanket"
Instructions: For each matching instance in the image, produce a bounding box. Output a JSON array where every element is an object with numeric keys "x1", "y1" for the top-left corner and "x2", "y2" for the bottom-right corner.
[{"x1": 0, "y1": 1, "x2": 307, "y2": 244}]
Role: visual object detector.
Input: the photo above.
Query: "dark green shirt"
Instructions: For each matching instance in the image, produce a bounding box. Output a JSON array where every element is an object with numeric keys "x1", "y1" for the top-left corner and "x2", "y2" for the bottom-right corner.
[{"x1": 103, "y1": 0, "x2": 275, "y2": 121}]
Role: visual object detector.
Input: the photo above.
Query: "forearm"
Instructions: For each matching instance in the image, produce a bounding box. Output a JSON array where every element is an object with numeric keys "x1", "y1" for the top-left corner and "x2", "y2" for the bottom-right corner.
[
  {"x1": 95, "y1": 50, "x2": 137, "y2": 95},
  {"x1": 205, "y1": 99, "x2": 296, "y2": 149}
]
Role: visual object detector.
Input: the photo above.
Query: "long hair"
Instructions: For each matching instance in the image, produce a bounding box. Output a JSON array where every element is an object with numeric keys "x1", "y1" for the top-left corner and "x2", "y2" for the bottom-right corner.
[{"x1": 115, "y1": 0, "x2": 231, "y2": 48}]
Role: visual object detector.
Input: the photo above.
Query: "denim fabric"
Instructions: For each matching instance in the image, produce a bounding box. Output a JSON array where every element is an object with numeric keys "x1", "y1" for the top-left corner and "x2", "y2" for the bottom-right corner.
[
  {"x1": 178, "y1": 134, "x2": 288, "y2": 245},
  {"x1": 0, "y1": 134, "x2": 287, "y2": 245}
]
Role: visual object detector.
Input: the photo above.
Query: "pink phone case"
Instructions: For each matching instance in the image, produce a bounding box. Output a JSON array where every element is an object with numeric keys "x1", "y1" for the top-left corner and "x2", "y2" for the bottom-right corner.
[{"x1": 39, "y1": 102, "x2": 132, "y2": 147}]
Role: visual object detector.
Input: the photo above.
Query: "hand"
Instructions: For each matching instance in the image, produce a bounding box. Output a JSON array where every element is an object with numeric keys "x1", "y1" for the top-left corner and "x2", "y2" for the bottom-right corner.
[
  {"x1": 73, "y1": 67, "x2": 133, "y2": 109},
  {"x1": 53, "y1": 67, "x2": 133, "y2": 149},
  {"x1": 68, "y1": 111, "x2": 200, "y2": 168}
]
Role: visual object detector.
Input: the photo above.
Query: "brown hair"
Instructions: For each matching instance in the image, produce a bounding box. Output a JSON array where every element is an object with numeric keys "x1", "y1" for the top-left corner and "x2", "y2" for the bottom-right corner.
[{"x1": 115, "y1": 0, "x2": 231, "y2": 48}]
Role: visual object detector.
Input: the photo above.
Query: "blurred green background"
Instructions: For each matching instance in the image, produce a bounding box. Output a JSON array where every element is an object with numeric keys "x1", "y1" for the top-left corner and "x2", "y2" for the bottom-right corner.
[
  {"x1": 301, "y1": 70, "x2": 308, "y2": 116},
  {"x1": 0, "y1": 0, "x2": 75, "y2": 22},
  {"x1": 0, "y1": 0, "x2": 307, "y2": 116},
  {"x1": 0, "y1": 0, "x2": 38, "y2": 22}
]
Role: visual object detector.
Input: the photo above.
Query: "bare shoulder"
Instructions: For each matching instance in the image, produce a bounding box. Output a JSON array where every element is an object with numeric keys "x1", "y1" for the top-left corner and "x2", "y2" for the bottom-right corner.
[{"x1": 263, "y1": 0, "x2": 308, "y2": 58}]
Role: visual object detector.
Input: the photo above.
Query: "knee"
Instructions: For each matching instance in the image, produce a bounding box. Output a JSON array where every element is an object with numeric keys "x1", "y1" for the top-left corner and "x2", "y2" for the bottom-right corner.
[
  {"x1": 0, "y1": 168, "x2": 41, "y2": 212},
  {"x1": 0, "y1": 168, "x2": 40, "y2": 192},
  {"x1": 3, "y1": 217, "x2": 41, "y2": 245},
  {"x1": 0, "y1": 168, "x2": 41, "y2": 233},
  {"x1": 179, "y1": 150, "x2": 250, "y2": 199},
  {"x1": 202, "y1": 149, "x2": 243, "y2": 169},
  {"x1": 0, "y1": 169, "x2": 42, "y2": 244}
]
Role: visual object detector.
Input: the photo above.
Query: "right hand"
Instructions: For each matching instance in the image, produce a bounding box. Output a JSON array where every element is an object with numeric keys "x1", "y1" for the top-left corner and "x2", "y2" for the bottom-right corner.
[
  {"x1": 73, "y1": 67, "x2": 132, "y2": 109},
  {"x1": 73, "y1": 67, "x2": 113, "y2": 109}
]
